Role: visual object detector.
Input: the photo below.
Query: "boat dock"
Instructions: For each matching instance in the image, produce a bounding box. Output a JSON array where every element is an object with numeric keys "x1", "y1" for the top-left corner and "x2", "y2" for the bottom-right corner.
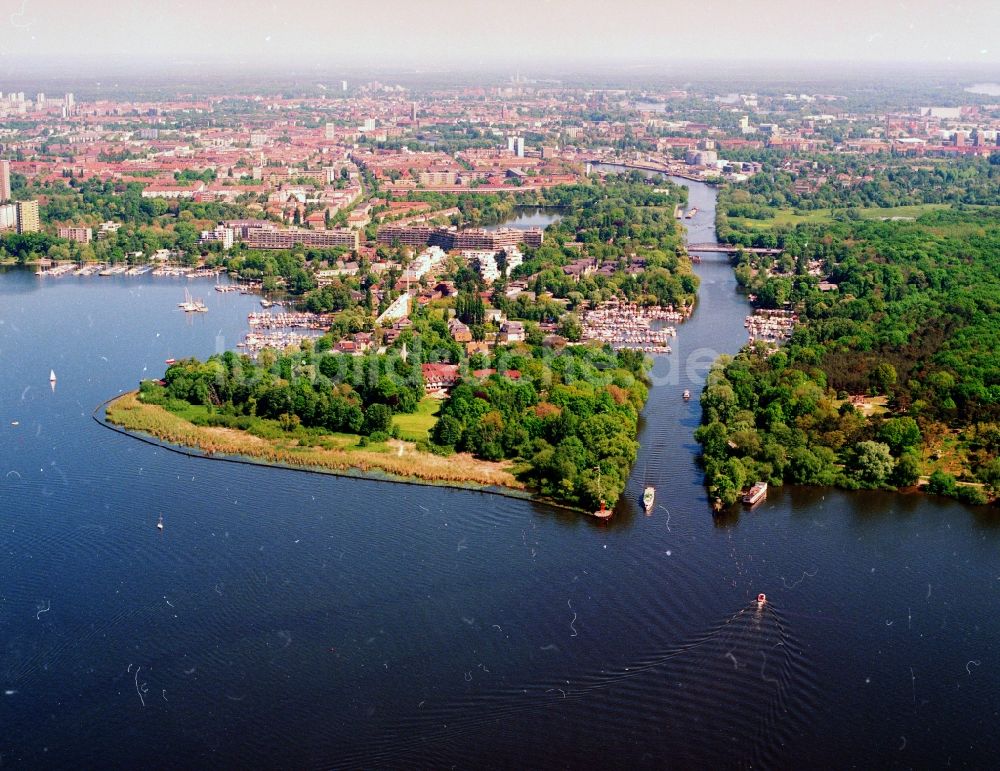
[
  {"x1": 35, "y1": 262, "x2": 222, "y2": 278},
  {"x1": 238, "y1": 331, "x2": 325, "y2": 356},
  {"x1": 744, "y1": 309, "x2": 796, "y2": 343},
  {"x1": 582, "y1": 301, "x2": 685, "y2": 353},
  {"x1": 35, "y1": 263, "x2": 77, "y2": 277},
  {"x1": 247, "y1": 311, "x2": 334, "y2": 331}
]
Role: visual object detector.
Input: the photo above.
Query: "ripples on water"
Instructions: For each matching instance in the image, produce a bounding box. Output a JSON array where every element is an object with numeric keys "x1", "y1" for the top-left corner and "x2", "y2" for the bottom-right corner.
[
  {"x1": 357, "y1": 598, "x2": 817, "y2": 769},
  {"x1": 2, "y1": 194, "x2": 1000, "y2": 767}
]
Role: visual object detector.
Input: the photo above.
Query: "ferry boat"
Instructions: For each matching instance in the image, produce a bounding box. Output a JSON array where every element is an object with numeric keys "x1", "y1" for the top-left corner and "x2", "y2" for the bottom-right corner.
[
  {"x1": 743, "y1": 481, "x2": 768, "y2": 505},
  {"x1": 643, "y1": 486, "x2": 655, "y2": 511},
  {"x1": 683, "y1": 389, "x2": 691, "y2": 400}
]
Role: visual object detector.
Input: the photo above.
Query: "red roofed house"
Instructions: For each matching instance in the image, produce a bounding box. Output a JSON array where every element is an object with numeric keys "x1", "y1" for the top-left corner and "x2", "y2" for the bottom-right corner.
[{"x1": 421, "y1": 363, "x2": 460, "y2": 393}]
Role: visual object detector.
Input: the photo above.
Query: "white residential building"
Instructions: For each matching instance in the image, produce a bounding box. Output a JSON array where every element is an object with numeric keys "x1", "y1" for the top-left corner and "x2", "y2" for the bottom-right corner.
[
  {"x1": 376, "y1": 292, "x2": 411, "y2": 325},
  {"x1": 404, "y1": 245, "x2": 446, "y2": 281}
]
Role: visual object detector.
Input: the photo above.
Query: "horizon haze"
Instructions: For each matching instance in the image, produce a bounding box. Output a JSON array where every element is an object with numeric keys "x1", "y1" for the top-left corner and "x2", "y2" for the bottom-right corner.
[{"x1": 0, "y1": 0, "x2": 998, "y2": 70}]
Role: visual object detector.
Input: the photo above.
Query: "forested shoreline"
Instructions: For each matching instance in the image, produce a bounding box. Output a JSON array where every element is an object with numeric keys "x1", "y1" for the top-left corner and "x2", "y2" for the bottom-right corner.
[
  {"x1": 136, "y1": 342, "x2": 649, "y2": 510},
  {"x1": 698, "y1": 204, "x2": 1000, "y2": 507}
]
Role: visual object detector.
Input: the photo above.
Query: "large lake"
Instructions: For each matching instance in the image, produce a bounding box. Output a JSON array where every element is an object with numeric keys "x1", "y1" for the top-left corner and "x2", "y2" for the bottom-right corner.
[{"x1": 1, "y1": 183, "x2": 998, "y2": 767}]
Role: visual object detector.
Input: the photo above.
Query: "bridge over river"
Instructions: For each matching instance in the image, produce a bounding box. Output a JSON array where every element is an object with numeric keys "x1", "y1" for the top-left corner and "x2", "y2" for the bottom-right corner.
[{"x1": 686, "y1": 242, "x2": 783, "y2": 255}]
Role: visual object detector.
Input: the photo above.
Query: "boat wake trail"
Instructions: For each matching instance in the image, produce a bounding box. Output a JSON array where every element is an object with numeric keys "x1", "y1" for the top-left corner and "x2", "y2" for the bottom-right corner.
[{"x1": 338, "y1": 599, "x2": 817, "y2": 768}]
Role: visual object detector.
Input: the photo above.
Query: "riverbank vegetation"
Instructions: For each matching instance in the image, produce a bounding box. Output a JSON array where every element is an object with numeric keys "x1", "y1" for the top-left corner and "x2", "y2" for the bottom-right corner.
[
  {"x1": 698, "y1": 206, "x2": 1000, "y2": 507},
  {"x1": 432, "y1": 345, "x2": 650, "y2": 510},
  {"x1": 124, "y1": 339, "x2": 650, "y2": 510},
  {"x1": 106, "y1": 390, "x2": 521, "y2": 490},
  {"x1": 715, "y1": 156, "x2": 1000, "y2": 248}
]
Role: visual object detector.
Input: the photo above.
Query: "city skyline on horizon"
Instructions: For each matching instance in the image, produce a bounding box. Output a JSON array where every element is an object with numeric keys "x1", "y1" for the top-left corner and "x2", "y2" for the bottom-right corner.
[{"x1": 0, "y1": 0, "x2": 998, "y2": 69}]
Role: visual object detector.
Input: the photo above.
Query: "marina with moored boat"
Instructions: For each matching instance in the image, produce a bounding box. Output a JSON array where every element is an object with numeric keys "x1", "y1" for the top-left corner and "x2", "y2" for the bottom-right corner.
[{"x1": 582, "y1": 301, "x2": 684, "y2": 353}]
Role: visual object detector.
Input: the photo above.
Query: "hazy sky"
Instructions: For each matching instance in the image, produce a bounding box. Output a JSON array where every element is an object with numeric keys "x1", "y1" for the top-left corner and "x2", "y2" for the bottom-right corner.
[{"x1": 0, "y1": 0, "x2": 998, "y2": 68}]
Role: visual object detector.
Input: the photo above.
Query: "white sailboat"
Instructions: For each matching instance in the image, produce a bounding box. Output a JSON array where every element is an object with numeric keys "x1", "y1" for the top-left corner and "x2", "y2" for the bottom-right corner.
[{"x1": 179, "y1": 288, "x2": 208, "y2": 313}]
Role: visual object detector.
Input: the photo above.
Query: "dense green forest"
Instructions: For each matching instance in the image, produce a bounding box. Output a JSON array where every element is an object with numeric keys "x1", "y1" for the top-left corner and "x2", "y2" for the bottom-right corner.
[
  {"x1": 25, "y1": 178, "x2": 260, "y2": 226},
  {"x1": 433, "y1": 346, "x2": 649, "y2": 510},
  {"x1": 143, "y1": 346, "x2": 424, "y2": 439},
  {"x1": 697, "y1": 208, "x2": 1000, "y2": 507},
  {"x1": 141, "y1": 340, "x2": 650, "y2": 510},
  {"x1": 715, "y1": 157, "x2": 1000, "y2": 249}
]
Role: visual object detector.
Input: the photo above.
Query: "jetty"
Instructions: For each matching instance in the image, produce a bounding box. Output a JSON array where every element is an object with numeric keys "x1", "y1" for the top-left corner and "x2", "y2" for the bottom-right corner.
[
  {"x1": 35, "y1": 263, "x2": 76, "y2": 277},
  {"x1": 247, "y1": 311, "x2": 334, "y2": 331},
  {"x1": 745, "y1": 309, "x2": 796, "y2": 342},
  {"x1": 152, "y1": 266, "x2": 193, "y2": 277},
  {"x1": 239, "y1": 331, "x2": 324, "y2": 356},
  {"x1": 582, "y1": 300, "x2": 685, "y2": 353}
]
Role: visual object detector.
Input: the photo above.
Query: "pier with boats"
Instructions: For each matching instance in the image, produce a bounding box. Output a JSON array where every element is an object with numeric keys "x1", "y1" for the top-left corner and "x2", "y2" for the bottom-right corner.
[
  {"x1": 34, "y1": 262, "x2": 224, "y2": 279},
  {"x1": 744, "y1": 308, "x2": 796, "y2": 343},
  {"x1": 239, "y1": 310, "x2": 334, "y2": 355},
  {"x1": 582, "y1": 300, "x2": 686, "y2": 353},
  {"x1": 238, "y1": 331, "x2": 325, "y2": 355},
  {"x1": 179, "y1": 289, "x2": 208, "y2": 313},
  {"x1": 247, "y1": 311, "x2": 335, "y2": 330}
]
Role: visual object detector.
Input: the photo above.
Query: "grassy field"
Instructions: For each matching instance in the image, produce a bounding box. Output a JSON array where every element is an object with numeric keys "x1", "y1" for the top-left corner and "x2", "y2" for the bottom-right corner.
[
  {"x1": 105, "y1": 391, "x2": 523, "y2": 491},
  {"x1": 392, "y1": 397, "x2": 441, "y2": 442},
  {"x1": 730, "y1": 203, "x2": 950, "y2": 230}
]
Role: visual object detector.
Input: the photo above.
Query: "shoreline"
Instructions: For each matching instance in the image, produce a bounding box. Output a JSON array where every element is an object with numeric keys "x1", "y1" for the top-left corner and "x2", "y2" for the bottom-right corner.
[{"x1": 95, "y1": 391, "x2": 591, "y2": 515}]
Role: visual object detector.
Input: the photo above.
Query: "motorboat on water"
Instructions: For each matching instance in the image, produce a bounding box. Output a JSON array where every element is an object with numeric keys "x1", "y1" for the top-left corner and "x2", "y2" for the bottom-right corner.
[
  {"x1": 157, "y1": 515, "x2": 164, "y2": 531},
  {"x1": 743, "y1": 481, "x2": 768, "y2": 505},
  {"x1": 683, "y1": 389, "x2": 691, "y2": 400},
  {"x1": 643, "y1": 486, "x2": 655, "y2": 511},
  {"x1": 757, "y1": 593, "x2": 766, "y2": 605}
]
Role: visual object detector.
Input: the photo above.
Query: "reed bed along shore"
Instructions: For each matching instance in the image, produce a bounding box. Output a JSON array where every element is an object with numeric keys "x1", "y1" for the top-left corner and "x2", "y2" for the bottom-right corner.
[{"x1": 104, "y1": 391, "x2": 524, "y2": 491}]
